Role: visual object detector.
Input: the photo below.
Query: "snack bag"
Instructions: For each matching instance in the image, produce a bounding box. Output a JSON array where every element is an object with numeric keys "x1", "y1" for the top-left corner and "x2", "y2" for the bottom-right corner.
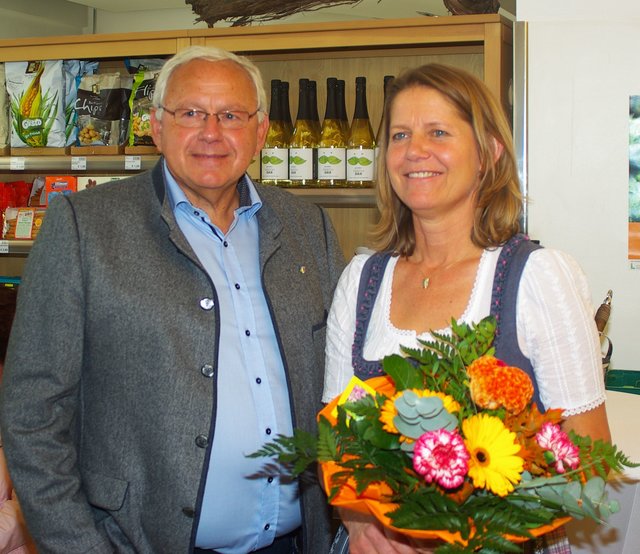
[
  {"x1": 6, "y1": 60, "x2": 66, "y2": 148},
  {"x1": 128, "y1": 70, "x2": 159, "y2": 146},
  {"x1": 63, "y1": 60, "x2": 98, "y2": 146},
  {"x1": 75, "y1": 73, "x2": 130, "y2": 146}
]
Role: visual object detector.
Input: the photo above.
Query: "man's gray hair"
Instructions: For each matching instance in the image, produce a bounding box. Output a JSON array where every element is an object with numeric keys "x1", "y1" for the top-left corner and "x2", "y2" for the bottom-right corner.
[{"x1": 153, "y1": 45, "x2": 267, "y2": 122}]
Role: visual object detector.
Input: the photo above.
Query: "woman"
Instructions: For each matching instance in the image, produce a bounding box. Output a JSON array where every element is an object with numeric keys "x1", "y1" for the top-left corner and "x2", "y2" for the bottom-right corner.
[{"x1": 323, "y1": 64, "x2": 610, "y2": 553}]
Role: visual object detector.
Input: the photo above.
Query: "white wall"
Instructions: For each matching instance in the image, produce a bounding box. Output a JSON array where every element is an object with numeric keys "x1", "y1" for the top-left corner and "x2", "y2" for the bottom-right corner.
[
  {"x1": 519, "y1": 0, "x2": 640, "y2": 369},
  {"x1": 0, "y1": 0, "x2": 91, "y2": 38}
]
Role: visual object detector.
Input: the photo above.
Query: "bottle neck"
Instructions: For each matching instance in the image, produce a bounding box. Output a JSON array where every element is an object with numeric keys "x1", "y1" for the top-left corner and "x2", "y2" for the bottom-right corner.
[
  {"x1": 269, "y1": 80, "x2": 281, "y2": 121},
  {"x1": 353, "y1": 78, "x2": 370, "y2": 120},
  {"x1": 309, "y1": 80, "x2": 320, "y2": 123},
  {"x1": 280, "y1": 81, "x2": 292, "y2": 127},
  {"x1": 323, "y1": 78, "x2": 338, "y2": 120},
  {"x1": 295, "y1": 79, "x2": 309, "y2": 121}
]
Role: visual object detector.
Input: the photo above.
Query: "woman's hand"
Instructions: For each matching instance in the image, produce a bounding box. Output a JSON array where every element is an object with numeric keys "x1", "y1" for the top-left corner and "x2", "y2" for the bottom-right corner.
[{"x1": 337, "y1": 507, "x2": 437, "y2": 554}]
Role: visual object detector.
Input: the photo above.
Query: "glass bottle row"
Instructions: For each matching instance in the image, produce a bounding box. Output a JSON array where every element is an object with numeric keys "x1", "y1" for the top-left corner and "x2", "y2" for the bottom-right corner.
[{"x1": 260, "y1": 75, "x2": 393, "y2": 188}]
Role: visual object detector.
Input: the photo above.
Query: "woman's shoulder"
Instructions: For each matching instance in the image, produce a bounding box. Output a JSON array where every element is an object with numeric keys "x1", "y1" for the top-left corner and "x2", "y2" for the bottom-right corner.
[
  {"x1": 338, "y1": 253, "x2": 373, "y2": 287},
  {"x1": 526, "y1": 246, "x2": 585, "y2": 277}
]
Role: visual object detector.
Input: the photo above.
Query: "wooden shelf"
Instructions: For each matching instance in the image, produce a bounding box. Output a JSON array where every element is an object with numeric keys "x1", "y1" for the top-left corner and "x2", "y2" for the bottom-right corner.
[
  {"x1": 285, "y1": 187, "x2": 376, "y2": 208},
  {"x1": 0, "y1": 240, "x2": 33, "y2": 256},
  {"x1": 0, "y1": 155, "x2": 160, "y2": 172},
  {"x1": 0, "y1": 15, "x2": 511, "y2": 263}
]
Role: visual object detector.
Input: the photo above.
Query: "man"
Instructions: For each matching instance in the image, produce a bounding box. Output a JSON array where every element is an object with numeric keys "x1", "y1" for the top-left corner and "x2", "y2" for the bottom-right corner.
[{"x1": 0, "y1": 46, "x2": 344, "y2": 553}]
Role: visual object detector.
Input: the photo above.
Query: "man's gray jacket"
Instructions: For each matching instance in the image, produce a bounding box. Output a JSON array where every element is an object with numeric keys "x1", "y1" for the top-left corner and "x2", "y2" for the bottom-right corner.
[{"x1": 0, "y1": 161, "x2": 345, "y2": 553}]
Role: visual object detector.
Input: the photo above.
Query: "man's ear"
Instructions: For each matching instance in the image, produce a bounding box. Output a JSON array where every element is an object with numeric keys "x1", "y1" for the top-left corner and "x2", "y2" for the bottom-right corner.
[
  {"x1": 150, "y1": 108, "x2": 163, "y2": 153},
  {"x1": 253, "y1": 114, "x2": 270, "y2": 158}
]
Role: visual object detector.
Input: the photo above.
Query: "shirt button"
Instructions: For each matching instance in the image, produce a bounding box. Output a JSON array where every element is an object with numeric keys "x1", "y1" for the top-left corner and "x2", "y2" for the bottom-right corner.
[
  {"x1": 182, "y1": 507, "x2": 195, "y2": 518},
  {"x1": 201, "y1": 364, "x2": 214, "y2": 378},
  {"x1": 267, "y1": 476, "x2": 274, "y2": 483},
  {"x1": 235, "y1": 283, "x2": 240, "y2": 290},
  {"x1": 245, "y1": 330, "x2": 251, "y2": 337},
  {"x1": 223, "y1": 241, "x2": 228, "y2": 247},
  {"x1": 266, "y1": 428, "x2": 272, "y2": 435},
  {"x1": 195, "y1": 434, "x2": 208, "y2": 448},
  {"x1": 256, "y1": 377, "x2": 262, "y2": 384},
  {"x1": 199, "y1": 298, "x2": 214, "y2": 310},
  {"x1": 264, "y1": 523, "x2": 270, "y2": 531}
]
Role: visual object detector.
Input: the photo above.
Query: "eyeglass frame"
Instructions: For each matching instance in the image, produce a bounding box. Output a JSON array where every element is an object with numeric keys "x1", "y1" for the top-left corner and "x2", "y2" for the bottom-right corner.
[{"x1": 158, "y1": 106, "x2": 262, "y2": 129}]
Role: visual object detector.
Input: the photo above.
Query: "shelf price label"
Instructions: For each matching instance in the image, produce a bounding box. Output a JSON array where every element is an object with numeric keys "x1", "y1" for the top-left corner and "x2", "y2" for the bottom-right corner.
[
  {"x1": 125, "y1": 156, "x2": 142, "y2": 170},
  {"x1": 71, "y1": 156, "x2": 87, "y2": 171},
  {"x1": 0, "y1": 241, "x2": 8, "y2": 254},
  {"x1": 10, "y1": 157, "x2": 25, "y2": 171}
]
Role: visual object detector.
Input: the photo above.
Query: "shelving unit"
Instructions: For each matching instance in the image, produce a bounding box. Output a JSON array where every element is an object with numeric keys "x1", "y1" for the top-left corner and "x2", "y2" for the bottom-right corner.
[{"x1": 0, "y1": 14, "x2": 513, "y2": 269}]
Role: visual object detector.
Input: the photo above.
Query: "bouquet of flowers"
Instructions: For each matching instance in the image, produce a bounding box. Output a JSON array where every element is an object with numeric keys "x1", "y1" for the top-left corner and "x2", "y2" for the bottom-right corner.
[{"x1": 251, "y1": 316, "x2": 636, "y2": 553}]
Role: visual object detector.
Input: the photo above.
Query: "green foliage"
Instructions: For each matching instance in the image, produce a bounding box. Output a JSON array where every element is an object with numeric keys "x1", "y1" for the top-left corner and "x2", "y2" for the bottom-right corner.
[
  {"x1": 247, "y1": 429, "x2": 318, "y2": 477},
  {"x1": 568, "y1": 432, "x2": 640, "y2": 478},
  {"x1": 398, "y1": 316, "x2": 497, "y2": 417}
]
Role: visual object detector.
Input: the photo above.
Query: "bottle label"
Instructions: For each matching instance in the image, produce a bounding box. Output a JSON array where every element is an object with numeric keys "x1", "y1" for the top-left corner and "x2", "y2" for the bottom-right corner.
[
  {"x1": 347, "y1": 147, "x2": 375, "y2": 182},
  {"x1": 289, "y1": 147, "x2": 315, "y2": 180},
  {"x1": 261, "y1": 147, "x2": 289, "y2": 180},
  {"x1": 317, "y1": 147, "x2": 346, "y2": 180}
]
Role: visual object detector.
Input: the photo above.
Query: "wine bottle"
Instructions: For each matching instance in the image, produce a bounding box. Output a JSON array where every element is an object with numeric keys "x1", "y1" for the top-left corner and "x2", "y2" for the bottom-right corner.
[
  {"x1": 374, "y1": 75, "x2": 394, "y2": 181},
  {"x1": 336, "y1": 79, "x2": 349, "y2": 137},
  {"x1": 317, "y1": 77, "x2": 347, "y2": 187},
  {"x1": 280, "y1": 80, "x2": 294, "y2": 139},
  {"x1": 289, "y1": 78, "x2": 319, "y2": 186},
  {"x1": 347, "y1": 76, "x2": 375, "y2": 187},
  {"x1": 260, "y1": 79, "x2": 290, "y2": 186},
  {"x1": 309, "y1": 80, "x2": 322, "y2": 138}
]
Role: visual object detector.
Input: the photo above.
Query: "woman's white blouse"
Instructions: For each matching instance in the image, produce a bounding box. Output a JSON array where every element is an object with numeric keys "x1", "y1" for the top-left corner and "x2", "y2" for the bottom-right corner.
[{"x1": 323, "y1": 247, "x2": 606, "y2": 416}]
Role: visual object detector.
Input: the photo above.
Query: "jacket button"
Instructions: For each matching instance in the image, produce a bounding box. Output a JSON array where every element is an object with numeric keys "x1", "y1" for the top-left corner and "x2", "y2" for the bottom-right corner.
[
  {"x1": 199, "y1": 298, "x2": 214, "y2": 310},
  {"x1": 201, "y1": 364, "x2": 214, "y2": 378},
  {"x1": 182, "y1": 507, "x2": 195, "y2": 518},
  {"x1": 195, "y1": 434, "x2": 208, "y2": 448}
]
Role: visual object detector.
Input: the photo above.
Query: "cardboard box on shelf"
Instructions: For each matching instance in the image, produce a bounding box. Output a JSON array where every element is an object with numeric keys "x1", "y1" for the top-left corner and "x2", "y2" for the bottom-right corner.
[
  {"x1": 76, "y1": 175, "x2": 128, "y2": 191},
  {"x1": 44, "y1": 175, "x2": 77, "y2": 206}
]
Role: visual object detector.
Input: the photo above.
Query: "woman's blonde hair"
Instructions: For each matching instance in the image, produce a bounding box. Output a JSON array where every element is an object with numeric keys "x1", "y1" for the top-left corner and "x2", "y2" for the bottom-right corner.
[{"x1": 372, "y1": 63, "x2": 522, "y2": 255}]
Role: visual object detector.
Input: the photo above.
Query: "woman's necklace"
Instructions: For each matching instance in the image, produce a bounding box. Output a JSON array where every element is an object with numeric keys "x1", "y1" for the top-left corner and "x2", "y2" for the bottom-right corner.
[{"x1": 418, "y1": 257, "x2": 470, "y2": 290}]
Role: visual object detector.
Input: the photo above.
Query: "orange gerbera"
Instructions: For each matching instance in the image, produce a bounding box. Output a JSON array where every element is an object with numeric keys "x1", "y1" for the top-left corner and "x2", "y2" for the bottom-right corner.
[{"x1": 466, "y1": 356, "x2": 534, "y2": 414}]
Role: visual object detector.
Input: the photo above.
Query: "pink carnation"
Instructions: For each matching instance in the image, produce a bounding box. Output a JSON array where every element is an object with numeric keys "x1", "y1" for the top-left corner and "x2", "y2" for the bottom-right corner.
[
  {"x1": 347, "y1": 386, "x2": 369, "y2": 402},
  {"x1": 536, "y1": 422, "x2": 580, "y2": 473},
  {"x1": 413, "y1": 429, "x2": 470, "y2": 489}
]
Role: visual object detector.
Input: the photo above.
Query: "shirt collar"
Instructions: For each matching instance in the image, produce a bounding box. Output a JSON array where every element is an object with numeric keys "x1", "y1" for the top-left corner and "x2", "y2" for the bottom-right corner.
[{"x1": 162, "y1": 159, "x2": 262, "y2": 218}]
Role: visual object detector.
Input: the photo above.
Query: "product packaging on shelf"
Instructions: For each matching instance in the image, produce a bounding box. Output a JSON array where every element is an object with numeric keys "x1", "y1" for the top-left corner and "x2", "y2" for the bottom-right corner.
[
  {"x1": 75, "y1": 72, "x2": 132, "y2": 149},
  {"x1": 44, "y1": 175, "x2": 77, "y2": 205},
  {"x1": 2, "y1": 206, "x2": 46, "y2": 240},
  {"x1": 63, "y1": 60, "x2": 98, "y2": 147},
  {"x1": 76, "y1": 175, "x2": 128, "y2": 191},
  {"x1": 128, "y1": 69, "x2": 160, "y2": 147},
  {"x1": 5, "y1": 60, "x2": 67, "y2": 148}
]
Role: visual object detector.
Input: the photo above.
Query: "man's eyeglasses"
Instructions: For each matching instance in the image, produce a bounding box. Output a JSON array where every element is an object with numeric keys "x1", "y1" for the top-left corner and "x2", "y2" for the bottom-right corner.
[{"x1": 160, "y1": 106, "x2": 260, "y2": 130}]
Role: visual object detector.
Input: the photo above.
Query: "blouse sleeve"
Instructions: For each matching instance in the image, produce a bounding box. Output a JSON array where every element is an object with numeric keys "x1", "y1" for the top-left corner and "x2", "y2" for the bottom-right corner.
[
  {"x1": 322, "y1": 254, "x2": 370, "y2": 403},
  {"x1": 516, "y1": 248, "x2": 606, "y2": 415}
]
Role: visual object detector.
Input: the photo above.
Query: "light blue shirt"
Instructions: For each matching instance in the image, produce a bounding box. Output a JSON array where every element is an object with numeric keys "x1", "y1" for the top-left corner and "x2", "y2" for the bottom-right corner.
[{"x1": 163, "y1": 163, "x2": 301, "y2": 553}]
